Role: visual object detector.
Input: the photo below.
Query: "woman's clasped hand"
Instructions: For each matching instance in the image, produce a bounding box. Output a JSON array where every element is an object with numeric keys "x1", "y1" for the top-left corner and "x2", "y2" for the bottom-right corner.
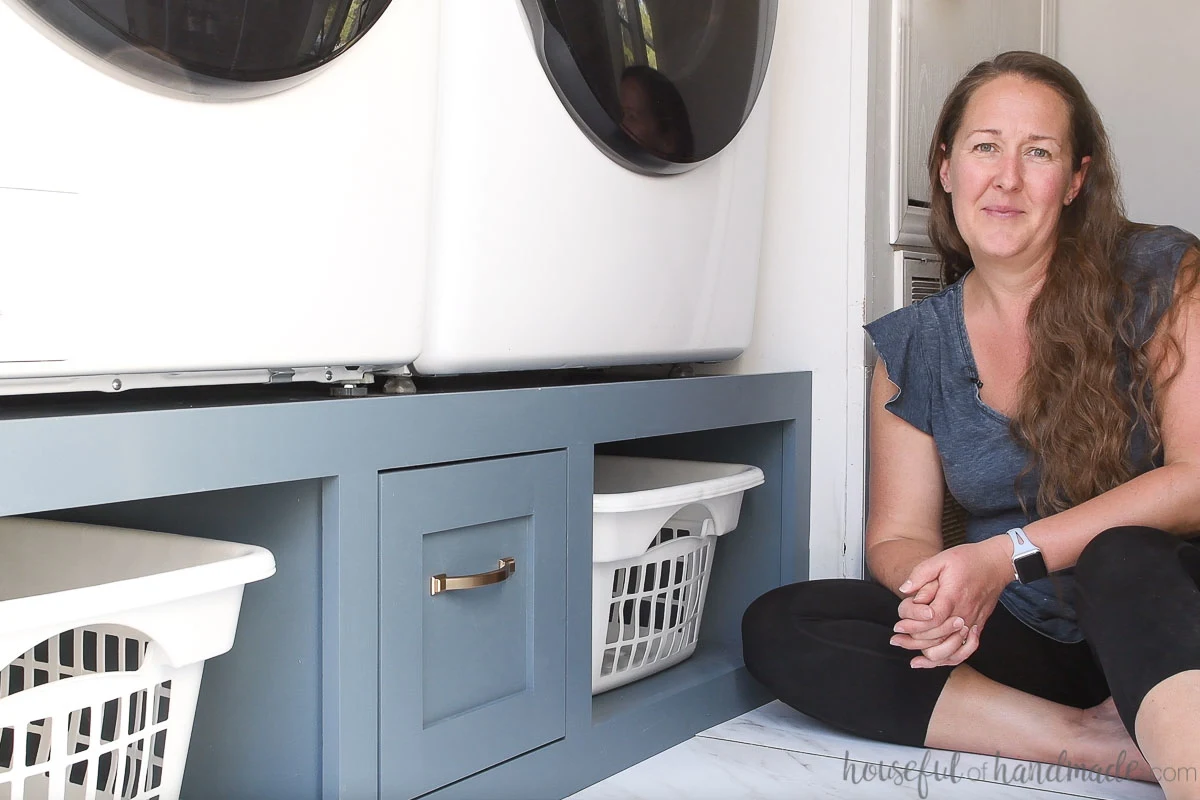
[{"x1": 890, "y1": 541, "x2": 1013, "y2": 668}]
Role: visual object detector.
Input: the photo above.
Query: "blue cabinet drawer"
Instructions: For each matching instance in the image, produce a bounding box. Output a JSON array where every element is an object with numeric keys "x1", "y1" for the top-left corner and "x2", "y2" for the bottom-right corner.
[{"x1": 379, "y1": 451, "x2": 567, "y2": 799}]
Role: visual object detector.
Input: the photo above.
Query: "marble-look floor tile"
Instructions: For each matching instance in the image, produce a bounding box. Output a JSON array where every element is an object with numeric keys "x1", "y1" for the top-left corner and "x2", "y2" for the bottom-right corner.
[
  {"x1": 566, "y1": 735, "x2": 1119, "y2": 800},
  {"x1": 698, "y1": 702, "x2": 1164, "y2": 800}
]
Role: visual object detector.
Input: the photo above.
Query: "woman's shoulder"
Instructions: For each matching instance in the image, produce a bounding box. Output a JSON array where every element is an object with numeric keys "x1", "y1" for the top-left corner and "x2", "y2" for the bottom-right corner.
[
  {"x1": 863, "y1": 281, "x2": 962, "y2": 435},
  {"x1": 1118, "y1": 224, "x2": 1200, "y2": 345},
  {"x1": 1120, "y1": 223, "x2": 1200, "y2": 279},
  {"x1": 1123, "y1": 222, "x2": 1199, "y2": 249},
  {"x1": 863, "y1": 281, "x2": 961, "y2": 401}
]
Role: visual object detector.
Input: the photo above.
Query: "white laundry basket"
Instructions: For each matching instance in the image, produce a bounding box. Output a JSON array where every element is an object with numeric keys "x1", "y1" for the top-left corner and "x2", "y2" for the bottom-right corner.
[
  {"x1": 591, "y1": 456, "x2": 765, "y2": 694},
  {"x1": 0, "y1": 517, "x2": 276, "y2": 800}
]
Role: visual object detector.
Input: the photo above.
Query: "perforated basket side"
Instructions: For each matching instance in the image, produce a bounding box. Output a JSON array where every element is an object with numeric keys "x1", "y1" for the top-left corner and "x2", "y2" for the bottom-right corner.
[
  {"x1": 590, "y1": 517, "x2": 719, "y2": 695},
  {"x1": 0, "y1": 626, "x2": 203, "y2": 800},
  {"x1": 0, "y1": 584, "x2": 251, "y2": 679}
]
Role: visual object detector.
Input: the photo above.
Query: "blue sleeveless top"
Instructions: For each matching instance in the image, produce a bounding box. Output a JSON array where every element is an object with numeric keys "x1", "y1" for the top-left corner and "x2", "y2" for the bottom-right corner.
[{"x1": 865, "y1": 225, "x2": 1200, "y2": 642}]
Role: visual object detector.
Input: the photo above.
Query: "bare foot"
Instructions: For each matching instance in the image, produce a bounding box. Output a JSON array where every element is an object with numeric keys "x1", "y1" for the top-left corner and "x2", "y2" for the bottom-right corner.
[{"x1": 1074, "y1": 697, "x2": 1156, "y2": 783}]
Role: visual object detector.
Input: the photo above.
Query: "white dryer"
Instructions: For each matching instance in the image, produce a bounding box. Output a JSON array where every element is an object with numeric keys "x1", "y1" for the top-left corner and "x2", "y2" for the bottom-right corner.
[
  {"x1": 0, "y1": 0, "x2": 436, "y2": 395},
  {"x1": 415, "y1": 0, "x2": 777, "y2": 375}
]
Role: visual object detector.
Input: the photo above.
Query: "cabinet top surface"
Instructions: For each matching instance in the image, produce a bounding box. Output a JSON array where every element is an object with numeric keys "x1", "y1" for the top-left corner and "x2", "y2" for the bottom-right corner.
[{"x1": 0, "y1": 373, "x2": 807, "y2": 424}]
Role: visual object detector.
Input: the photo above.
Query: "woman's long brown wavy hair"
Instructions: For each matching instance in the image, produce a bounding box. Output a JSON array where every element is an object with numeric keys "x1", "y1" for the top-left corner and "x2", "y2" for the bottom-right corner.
[{"x1": 927, "y1": 50, "x2": 1198, "y2": 516}]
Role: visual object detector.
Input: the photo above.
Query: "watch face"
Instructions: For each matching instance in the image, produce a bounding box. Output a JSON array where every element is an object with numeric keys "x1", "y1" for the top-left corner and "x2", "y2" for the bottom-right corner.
[{"x1": 1014, "y1": 553, "x2": 1049, "y2": 584}]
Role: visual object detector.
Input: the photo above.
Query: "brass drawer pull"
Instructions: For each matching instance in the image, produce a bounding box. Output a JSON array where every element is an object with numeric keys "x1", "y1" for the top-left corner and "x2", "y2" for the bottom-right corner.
[{"x1": 430, "y1": 557, "x2": 516, "y2": 596}]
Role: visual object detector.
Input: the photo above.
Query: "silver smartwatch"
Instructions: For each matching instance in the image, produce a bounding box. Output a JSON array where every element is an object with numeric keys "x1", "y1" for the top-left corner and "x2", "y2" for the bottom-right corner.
[{"x1": 1006, "y1": 527, "x2": 1048, "y2": 584}]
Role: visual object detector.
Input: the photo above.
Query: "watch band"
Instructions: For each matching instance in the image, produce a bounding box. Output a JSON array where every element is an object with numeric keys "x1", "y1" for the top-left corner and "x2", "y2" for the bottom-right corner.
[
  {"x1": 1005, "y1": 527, "x2": 1048, "y2": 584},
  {"x1": 1006, "y1": 528, "x2": 1038, "y2": 557}
]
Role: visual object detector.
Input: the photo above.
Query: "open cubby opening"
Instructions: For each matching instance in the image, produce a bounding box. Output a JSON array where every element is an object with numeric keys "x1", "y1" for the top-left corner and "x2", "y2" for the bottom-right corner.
[
  {"x1": 30, "y1": 480, "x2": 323, "y2": 800},
  {"x1": 590, "y1": 422, "x2": 790, "y2": 725}
]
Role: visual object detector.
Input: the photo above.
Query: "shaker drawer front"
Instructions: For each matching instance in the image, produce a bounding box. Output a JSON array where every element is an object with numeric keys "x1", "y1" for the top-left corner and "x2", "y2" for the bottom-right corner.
[
  {"x1": 379, "y1": 452, "x2": 567, "y2": 799},
  {"x1": 421, "y1": 517, "x2": 531, "y2": 725}
]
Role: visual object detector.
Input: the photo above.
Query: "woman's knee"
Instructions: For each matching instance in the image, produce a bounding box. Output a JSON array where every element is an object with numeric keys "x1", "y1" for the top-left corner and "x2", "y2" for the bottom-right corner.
[
  {"x1": 743, "y1": 581, "x2": 854, "y2": 658},
  {"x1": 1076, "y1": 525, "x2": 1175, "y2": 590},
  {"x1": 740, "y1": 579, "x2": 948, "y2": 747},
  {"x1": 741, "y1": 584, "x2": 793, "y2": 668},
  {"x1": 741, "y1": 579, "x2": 898, "y2": 678}
]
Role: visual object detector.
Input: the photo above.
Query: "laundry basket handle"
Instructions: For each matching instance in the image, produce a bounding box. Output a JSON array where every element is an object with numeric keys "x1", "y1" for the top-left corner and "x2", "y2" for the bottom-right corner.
[{"x1": 430, "y1": 558, "x2": 516, "y2": 596}]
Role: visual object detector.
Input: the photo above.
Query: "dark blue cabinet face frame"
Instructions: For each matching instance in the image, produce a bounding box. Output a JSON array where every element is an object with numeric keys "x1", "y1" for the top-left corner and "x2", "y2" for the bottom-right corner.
[{"x1": 0, "y1": 373, "x2": 810, "y2": 800}]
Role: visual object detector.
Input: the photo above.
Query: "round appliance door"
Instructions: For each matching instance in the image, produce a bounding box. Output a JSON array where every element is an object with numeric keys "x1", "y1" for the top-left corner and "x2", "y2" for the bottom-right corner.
[
  {"x1": 523, "y1": 0, "x2": 776, "y2": 175},
  {"x1": 12, "y1": 0, "x2": 393, "y2": 97}
]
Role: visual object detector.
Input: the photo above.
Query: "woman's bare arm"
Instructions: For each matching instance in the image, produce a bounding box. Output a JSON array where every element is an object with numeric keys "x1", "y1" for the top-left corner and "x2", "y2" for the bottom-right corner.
[{"x1": 865, "y1": 356, "x2": 947, "y2": 595}]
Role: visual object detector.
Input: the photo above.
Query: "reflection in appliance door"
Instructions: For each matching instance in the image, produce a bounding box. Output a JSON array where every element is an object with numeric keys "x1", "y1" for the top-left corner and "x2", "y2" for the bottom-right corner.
[
  {"x1": 534, "y1": 0, "x2": 774, "y2": 172},
  {"x1": 122, "y1": 2, "x2": 318, "y2": 76}
]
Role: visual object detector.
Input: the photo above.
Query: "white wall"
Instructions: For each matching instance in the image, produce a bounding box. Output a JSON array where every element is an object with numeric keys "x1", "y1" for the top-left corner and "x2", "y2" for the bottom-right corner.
[
  {"x1": 1057, "y1": 1, "x2": 1200, "y2": 234},
  {"x1": 710, "y1": 1, "x2": 872, "y2": 580}
]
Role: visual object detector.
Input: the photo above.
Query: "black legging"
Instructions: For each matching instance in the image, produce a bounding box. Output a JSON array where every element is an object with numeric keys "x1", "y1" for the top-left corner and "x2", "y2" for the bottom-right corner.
[{"x1": 742, "y1": 526, "x2": 1200, "y2": 747}]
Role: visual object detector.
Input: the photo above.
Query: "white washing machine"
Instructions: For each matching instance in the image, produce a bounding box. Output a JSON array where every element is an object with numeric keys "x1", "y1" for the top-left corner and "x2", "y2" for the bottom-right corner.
[
  {"x1": 415, "y1": 0, "x2": 777, "y2": 375},
  {"x1": 0, "y1": 0, "x2": 437, "y2": 395}
]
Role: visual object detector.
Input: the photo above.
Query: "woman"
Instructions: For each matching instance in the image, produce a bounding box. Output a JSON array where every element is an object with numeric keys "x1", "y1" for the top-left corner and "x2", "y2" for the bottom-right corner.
[
  {"x1": 619, "y1": 65, "x2": 695, "y2": 161},
  {"x1": 742, "y1": 51, "x2": 1200, "y2": 794}
]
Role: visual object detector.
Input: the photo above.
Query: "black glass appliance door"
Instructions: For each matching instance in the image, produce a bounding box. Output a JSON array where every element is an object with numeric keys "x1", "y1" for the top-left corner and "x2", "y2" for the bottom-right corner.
[
  {"x1": 524, "y1": 0, "x2": 776, "y2": 173},
  {"x1": 16, "y1": 0, "x2": 391, "y2": 96}
]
